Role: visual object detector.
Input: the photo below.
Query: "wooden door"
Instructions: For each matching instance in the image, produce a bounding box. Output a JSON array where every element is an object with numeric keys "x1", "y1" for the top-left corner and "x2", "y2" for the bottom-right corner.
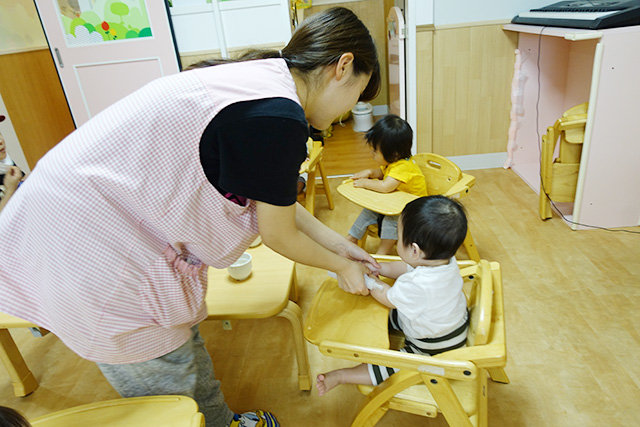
[{"x1": 34, "y1": 0, "x2": 181, "y2": 127}]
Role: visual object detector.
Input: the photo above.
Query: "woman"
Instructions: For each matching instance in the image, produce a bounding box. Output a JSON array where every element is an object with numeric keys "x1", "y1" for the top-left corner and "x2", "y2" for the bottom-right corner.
[{"x1": 0, "y1": 7, "x2": 380, "y2": 427}]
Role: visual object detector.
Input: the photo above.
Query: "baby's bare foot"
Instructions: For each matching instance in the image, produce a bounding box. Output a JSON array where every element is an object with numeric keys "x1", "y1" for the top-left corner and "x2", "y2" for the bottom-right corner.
[{"x1": 316, "y1": 373, "x2": 340, "y2": 396}]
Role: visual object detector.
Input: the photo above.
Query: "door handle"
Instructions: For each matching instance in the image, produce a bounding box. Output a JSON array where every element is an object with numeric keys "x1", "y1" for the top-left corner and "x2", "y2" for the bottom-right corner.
[{"x1": 54, "y1": 47, "x2": 64, "y2": 68}]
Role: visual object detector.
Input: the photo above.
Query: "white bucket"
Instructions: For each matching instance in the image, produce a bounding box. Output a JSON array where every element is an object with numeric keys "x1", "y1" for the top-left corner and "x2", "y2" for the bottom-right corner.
[{"x1": 351, "y1": 102, "x2": 374, "y2": 132}]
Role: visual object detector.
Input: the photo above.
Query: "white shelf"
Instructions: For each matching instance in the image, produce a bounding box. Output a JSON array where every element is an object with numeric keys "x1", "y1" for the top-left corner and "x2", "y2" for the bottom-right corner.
[{"x1": 503, "y1": 23, "x2": 603, "y2": 40}]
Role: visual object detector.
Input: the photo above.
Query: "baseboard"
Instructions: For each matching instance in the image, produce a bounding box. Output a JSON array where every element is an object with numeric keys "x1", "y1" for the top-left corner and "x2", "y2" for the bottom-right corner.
[
  {"x1": 447, "y1": 152, "x2": 508, "y2": 171},
  {"x1": 372, "y1": 105, "x2": 389, "y2": 117}
]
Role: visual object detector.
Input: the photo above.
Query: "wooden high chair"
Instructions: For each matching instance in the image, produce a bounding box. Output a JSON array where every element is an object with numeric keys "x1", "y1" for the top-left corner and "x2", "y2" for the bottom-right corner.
[
  {"x1": 304, "y1": 256, "x2": 508, "y2": 427},
  {"x1": 539, "y1": 102, "x2": 588, "y2": 220},
  {"x1": 299, "y1": 137, "x2": 334, "y2": 216},
  {"x1": 337, "y1": 153, "x2": 480, "y2": 261},
  {"x1": 29, "y1": 395, "x2": 204, "y2": 426}
]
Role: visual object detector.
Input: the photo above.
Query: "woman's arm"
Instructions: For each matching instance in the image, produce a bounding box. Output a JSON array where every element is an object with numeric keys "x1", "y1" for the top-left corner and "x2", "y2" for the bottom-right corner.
[
  {"x1": 257, "y1": 202, "x2": 380, "y2": 295},
  {"x1": 294, "y1": 203, "x2": 380, "y2": 271},
  {"x1": 353, "y1": 176, "x2": 400, "y2": 193}
]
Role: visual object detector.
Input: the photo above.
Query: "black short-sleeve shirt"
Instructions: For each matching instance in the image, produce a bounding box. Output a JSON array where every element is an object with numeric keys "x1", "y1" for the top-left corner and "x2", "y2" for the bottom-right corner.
[{"x1": 199, "y1": 98, "x2": 309, "y2": 206}]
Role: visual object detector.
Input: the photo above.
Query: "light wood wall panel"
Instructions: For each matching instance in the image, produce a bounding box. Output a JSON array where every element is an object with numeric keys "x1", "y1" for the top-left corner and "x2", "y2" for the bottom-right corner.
[
  {"x1": 431, "y1": 24, "x2": 517, "y2": 156},
  {"x1": 0, "y1": 49, "x2": 75, "y2": 168},
  {"x1": 416, "y1": 29, "x2": 433, "y2": 153},
  {"x1": 303, "y1": 0, "x2": 388, "y2": 108}
]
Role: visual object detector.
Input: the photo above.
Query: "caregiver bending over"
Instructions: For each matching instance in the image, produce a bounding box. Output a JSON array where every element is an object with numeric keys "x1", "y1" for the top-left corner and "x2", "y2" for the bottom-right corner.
[{"x1": 0, "y1": 7, "x2": 380, "y2": 427}]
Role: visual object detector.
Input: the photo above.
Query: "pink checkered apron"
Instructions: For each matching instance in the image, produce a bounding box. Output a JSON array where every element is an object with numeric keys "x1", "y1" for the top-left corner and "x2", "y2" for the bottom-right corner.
[{"x1": 0, "y1": 59, "x2": 301, "y2": 364}]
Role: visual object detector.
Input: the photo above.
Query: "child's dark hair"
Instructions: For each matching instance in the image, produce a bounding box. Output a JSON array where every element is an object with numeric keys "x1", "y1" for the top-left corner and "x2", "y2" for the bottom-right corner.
[
  {"x1": 400, "y1": 195, "x2": 468, "y2": 260},
  {"x1": 365, "y1": 114, "x2": 413, "y2": 163},
  {"x1": 0, "y1": 406, "x2": 31, "y2": 427}
]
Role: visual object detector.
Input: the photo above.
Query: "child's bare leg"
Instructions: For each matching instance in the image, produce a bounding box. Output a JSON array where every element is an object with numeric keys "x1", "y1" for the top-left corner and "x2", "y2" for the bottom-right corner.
[
  {"x1": 376, "y1": 239, "x2": 396, "y2": 255},
  {"x1": 316, "y1": 364, "x2": 372, "y2": 396}
]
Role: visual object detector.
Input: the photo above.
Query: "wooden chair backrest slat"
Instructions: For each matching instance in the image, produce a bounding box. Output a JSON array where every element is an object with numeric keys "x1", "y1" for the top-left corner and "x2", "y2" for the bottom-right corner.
[
  {"x1": 411, "y1": 153, "x2": 463, "y2": 196},
  {"x1": 465, "y1": 260, "x2": 493, "y2": 347}
]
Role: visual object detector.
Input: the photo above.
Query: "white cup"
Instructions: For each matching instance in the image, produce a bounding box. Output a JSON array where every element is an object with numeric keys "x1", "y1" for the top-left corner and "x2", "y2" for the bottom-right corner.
[{"x1": 227, "y1": 252, "x2": 252, "y2": 281}]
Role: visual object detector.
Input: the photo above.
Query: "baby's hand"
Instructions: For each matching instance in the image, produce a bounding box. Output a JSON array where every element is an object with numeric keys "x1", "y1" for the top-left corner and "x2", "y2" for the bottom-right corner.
[
  {"x1": 353, "y1": 179, "x2": 367, "y2": 188},
  {"x1": 2, "y1": 166, "x2": 22, "y2": 193},
  {"x1": 351, "y1": 170, "x2": 370, "y2": 180}
]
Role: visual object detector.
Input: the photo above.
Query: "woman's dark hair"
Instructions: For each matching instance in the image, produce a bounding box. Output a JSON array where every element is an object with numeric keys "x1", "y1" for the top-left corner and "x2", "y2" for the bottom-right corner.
[
  {"x1": 400, "y1": 196, "x2": 468, "y2": 260},
  {"x1": 186, "y1": 7, "x2": 380, "y2": 101},
  {"x1": 0, "y1": 406, "x2": 31, "y2": 427},
  {"x1": 365, "y1": 114, "x2": 413, "y2": 163}
]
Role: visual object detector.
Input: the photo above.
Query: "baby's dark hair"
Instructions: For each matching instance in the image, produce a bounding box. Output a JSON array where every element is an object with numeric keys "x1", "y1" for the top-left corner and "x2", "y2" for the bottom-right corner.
[
  {"x1": 0, "y1": 406, "x2": 31, "y2": 427},
  {"x1": 400, "y1": 195, "x2": 468, "y2": 260},
  {"x1": 364, "y1": 114, "x2": 412, "y2": 163}
]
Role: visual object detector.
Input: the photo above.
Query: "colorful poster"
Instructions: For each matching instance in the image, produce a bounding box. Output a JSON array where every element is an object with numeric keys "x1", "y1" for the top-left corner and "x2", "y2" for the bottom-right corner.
[{"x1": 56, "y1": 0, "x2": 152, "y2": 46}]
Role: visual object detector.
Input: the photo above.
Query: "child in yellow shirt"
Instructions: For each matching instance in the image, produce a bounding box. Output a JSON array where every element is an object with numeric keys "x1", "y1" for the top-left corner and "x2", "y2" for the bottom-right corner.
[{"x1": 347, "y1": 114, "x2": 427, "y2": 254}]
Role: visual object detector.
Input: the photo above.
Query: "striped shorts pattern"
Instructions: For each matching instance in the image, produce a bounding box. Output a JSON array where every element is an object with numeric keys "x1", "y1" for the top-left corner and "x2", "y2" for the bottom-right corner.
[{"x1": 367, "y1": 309, "x2": 469, "y2": 385}]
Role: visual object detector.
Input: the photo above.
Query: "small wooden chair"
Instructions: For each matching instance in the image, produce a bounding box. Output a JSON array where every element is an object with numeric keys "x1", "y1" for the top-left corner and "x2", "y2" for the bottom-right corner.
[
  {"x1": 337, "y1": 153, "x2": 480, "y2": 261},
  {"x1": 304, "y1": 256, "x2": 508, "y2": 427},
  {"x1": 29, "y1": 395, "x2": 204, "y2": 426},
  {"x1": 299, "y1": 138, "x2": 334, "y2": 216},
  {"x1": 0, "y1": 313, "x2": 39, "y2": 397},
  {"x1": 539, "y1": 102, "x2": 588, "y2": 220}
]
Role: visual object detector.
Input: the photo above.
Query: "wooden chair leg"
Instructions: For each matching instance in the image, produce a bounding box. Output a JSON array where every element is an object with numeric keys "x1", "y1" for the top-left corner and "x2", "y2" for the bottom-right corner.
[
  {"x1": 289, "y1": 264, "x2": 299, "y2": 302},
  {"x1": 488, "y1": 367, "x2": 510, "y2": 384},
  {"x1": 305, "y1": 169, "x2": 317, "y2": 216},
  {"x1": 539, "y1": 183, "x2": 553, "y2": 220},
  {"x1": 277, "y1": 301, "x2": 311, "y2": 391},
  {"x1": 0, "y1": 328, "x2": 38, "y2": 397},
  {"x1": 477, "y1": 369, "x2": 489, "y2": 427},
  {"x1": 352, "y1": 371, "x2": 423, "y2": 427},
  {"x1": 463, "y1": 228, "x2": 481, "y2": 262},
  {"x1": 317, "y1": 162, "x2": 334, "y2": 210},
  {"x1": 424, "y1": 374, "x2": 474, "y2": 427},
  {"x1": 357, "y1": 233, "x2": 368, "y2": 249}
]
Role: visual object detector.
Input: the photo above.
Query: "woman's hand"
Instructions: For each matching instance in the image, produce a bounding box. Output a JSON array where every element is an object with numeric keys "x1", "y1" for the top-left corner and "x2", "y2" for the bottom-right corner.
[
  {"x1": 336, "y1": 260, "x2": 370, "y2": 295},
  {"x1": 342, "y1": 240, "x2": 380, "y2": 275}
]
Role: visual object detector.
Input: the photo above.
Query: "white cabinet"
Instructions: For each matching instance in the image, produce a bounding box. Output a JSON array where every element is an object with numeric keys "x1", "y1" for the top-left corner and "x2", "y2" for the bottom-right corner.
[{"x1": 170, "y1": 0, "x2": 292, "y2": 57}]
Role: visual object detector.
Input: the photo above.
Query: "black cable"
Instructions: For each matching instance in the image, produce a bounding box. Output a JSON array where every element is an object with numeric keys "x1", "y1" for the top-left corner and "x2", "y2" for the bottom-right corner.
[{"x1": 534, "y1": 28, "x2": 640, "y2": 234}]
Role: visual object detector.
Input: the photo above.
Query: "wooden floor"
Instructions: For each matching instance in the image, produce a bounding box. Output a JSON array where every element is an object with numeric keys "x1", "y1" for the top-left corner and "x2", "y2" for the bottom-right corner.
[
  {"x1": 321, "y1": 118, "x2": 379, "y2": 177},
  {"x1": 2, "y1": 123, "x2": 640, "y2": 426}
]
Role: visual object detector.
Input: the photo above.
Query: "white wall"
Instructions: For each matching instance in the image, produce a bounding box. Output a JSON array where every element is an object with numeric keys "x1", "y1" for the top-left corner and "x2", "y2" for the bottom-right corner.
[
  {"x1": 0, "y1": 0, "x2": 43, "y2": 172},
  {"x1": 434, "y1": 0, "x2": 552, "y2": 26},
  {"x1": 170, "y1": 0, "x2": 291, "y2": 56},
  {"x1": 414, "y1": 0, "x2": 433, "y2": 26},
  {"x1": 0, "y1": 0, "x2": 47, "y2": 54}
]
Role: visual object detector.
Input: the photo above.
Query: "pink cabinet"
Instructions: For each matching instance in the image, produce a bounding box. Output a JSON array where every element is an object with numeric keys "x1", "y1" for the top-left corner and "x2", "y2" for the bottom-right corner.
[{"x1": 504, "y1": 24, "x2": 640, "y2": 230}]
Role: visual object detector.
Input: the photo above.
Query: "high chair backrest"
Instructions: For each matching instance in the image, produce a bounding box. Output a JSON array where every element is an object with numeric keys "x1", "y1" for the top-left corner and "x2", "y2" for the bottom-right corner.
[
  {"x1": 555, "y1": 102, "x2": 588, "y2": 164},
  {"x1": 463, "y1": 260, "x2": 493, "y2": 347},
  {"x1": 412, "y1": 153, "x2": 463, "y2": 196},
  {"x1": 539, "y1": 102, "x2": 588, "y2": 220},
  {"x1": 411, "y1": 153, "x2": 475, "y2": 200}
]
